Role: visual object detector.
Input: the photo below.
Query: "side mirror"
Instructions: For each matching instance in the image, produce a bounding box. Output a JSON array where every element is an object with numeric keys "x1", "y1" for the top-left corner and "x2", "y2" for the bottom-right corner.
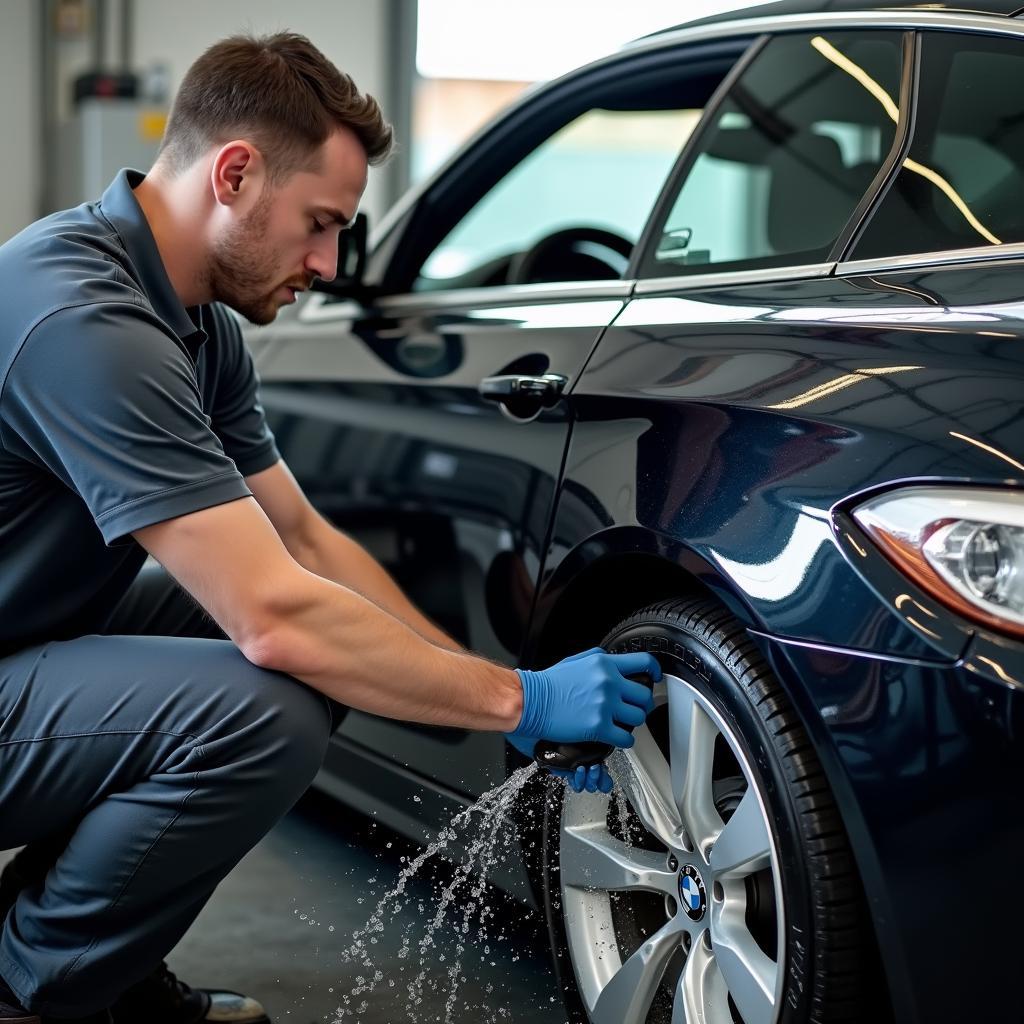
[
  {"x1": 312, "y1": 212, "x2": 370, "y2": 299},
  {"x1": 655, "y1": 226, "x2": 693, "y2": 261}
]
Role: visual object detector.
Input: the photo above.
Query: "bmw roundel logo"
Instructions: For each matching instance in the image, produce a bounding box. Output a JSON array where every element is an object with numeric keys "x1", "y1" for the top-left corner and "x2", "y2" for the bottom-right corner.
[{"x1": 678, "y1": 864, "x2": 707, "y2": 921}]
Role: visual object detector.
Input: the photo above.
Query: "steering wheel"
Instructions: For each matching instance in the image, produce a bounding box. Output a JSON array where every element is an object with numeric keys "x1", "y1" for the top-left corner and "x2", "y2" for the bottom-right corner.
[{"x1": 507, "y1": 226, "x2": 634, "y2": 285}]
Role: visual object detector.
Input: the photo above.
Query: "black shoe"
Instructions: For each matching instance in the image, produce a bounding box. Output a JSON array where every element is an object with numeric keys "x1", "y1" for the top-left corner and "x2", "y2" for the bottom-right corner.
[{"x1": 109, "y1": 962, "x2": 269, "y2": 1024}]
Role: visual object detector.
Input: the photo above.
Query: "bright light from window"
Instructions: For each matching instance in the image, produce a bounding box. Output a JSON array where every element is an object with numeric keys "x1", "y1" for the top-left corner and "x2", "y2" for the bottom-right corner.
[{"x1": 417, "y1": 0, "x2": 754, "y2": 82}]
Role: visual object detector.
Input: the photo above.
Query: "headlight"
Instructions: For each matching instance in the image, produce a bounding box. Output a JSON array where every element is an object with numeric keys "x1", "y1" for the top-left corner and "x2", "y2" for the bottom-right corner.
[{"x1": 852, "y1": 487, "x2": 1024, "y2": 638}]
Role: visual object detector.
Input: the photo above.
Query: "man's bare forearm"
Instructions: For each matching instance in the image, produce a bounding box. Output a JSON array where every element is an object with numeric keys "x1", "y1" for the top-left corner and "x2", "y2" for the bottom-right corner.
[
  {"x1": 251, "y1": 567, "x2": 522, "y2": 731},
  {"x1": 297, "y1": 518, "x2": 463, "y2": 653}
]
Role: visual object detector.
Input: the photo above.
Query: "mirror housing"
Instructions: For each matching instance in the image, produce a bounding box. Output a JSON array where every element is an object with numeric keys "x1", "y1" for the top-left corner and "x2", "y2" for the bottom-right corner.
[{"x1": 311, "y1": 212, "x2": 372, "y2": 300}]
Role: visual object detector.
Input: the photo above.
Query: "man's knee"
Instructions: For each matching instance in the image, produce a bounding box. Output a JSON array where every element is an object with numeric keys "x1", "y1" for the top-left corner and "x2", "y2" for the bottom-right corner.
[
  {"x1": 264, "y1": 673, "x2": 333, "y2": 789},
  {"x1": 228, "y1": 658, "x2": 333, "y2": 803}
]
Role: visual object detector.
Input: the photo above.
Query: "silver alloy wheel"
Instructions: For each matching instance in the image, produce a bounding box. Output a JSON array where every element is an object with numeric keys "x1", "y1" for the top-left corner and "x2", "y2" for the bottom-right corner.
[{"x1": 559, "y1": 672, "x2": 786, "y2": 1024}]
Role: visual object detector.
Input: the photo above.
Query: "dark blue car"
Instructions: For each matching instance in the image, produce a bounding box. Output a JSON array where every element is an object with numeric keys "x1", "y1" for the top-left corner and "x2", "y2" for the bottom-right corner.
[{"x1": 243, "y1": 2, "x2": 1024, "y2": 1020}]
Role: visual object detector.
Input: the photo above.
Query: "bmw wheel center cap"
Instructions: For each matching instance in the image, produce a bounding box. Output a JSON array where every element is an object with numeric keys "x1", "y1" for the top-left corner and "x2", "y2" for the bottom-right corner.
[{"x1": 679, "y1": 864, "x2": 707, "y2": 921}]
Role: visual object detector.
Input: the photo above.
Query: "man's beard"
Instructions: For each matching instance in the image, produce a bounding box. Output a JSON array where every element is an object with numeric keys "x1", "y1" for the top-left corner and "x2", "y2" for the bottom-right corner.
[{"x1": 206, "y1": 193, "x2": 293, "y2": 325}]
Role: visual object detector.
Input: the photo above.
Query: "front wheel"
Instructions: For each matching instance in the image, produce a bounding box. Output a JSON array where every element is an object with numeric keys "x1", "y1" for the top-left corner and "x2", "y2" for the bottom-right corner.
[{"x1": 542, "y1": 597, "x2": 869, "y2": 1024}]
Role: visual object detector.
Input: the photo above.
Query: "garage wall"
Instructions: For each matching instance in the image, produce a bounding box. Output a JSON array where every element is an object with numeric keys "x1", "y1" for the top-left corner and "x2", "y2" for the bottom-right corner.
[
  {"x1": 0, "y1": 0, "x2": 396, "y2": 243},
  {"x1": 131, "y1": 0, "x2": 394, "y2": 222},
  {"x1": 0, "y1": 0, "x2": 40, "y2": 243}
]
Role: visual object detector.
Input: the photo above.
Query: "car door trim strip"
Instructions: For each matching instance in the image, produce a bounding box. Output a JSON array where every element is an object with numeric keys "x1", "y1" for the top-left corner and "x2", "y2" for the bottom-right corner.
[
  {"x1": 632, "y1": 261, "x2": 834, "y2": 295},
  {"x1": 836, "y1": 243, "x2": 1024, "y2": 277},
  {"x1": 375, "y1": 280, "x2": 636, "y2": 314}
]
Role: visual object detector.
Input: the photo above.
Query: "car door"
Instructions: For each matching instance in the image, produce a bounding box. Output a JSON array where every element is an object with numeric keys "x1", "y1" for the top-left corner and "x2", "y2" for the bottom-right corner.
[{"x1": 245, "y1": 32, "x2": 753, "y2": 804}]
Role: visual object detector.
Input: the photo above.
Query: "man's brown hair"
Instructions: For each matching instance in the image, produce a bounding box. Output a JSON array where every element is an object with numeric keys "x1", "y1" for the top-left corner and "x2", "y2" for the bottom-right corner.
[{"x1": 158, "y1": 32, "x2": 393, "y2": 179}]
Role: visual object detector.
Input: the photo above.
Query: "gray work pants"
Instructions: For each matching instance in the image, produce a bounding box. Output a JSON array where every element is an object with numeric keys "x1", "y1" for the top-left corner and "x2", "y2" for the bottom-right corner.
[{"x1": 0, "y1": 565, "x2": 336, "y2": 1017}]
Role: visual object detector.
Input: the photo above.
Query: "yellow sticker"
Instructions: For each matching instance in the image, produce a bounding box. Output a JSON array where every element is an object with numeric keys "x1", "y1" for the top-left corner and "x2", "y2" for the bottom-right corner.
[{"x1": 139, "y1": 111, "x2": 167, "y2": 142}]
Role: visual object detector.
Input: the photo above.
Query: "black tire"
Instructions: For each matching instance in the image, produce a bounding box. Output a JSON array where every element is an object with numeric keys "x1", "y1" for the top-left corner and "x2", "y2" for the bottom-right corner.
[{"x1": 542, "y1": 596, "x2": 870, "y2": 1024}]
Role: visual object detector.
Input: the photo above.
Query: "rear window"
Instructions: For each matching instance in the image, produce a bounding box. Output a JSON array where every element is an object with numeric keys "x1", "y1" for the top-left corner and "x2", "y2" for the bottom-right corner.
[{"x1": 852, "y1": 32, "x2": 1024, "y2": 259}]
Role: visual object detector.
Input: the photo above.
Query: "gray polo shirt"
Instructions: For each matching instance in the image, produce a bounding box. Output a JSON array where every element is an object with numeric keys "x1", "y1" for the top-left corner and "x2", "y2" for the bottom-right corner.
[{"x1": 0, "y1": 169, "x2": 280, "y2": 654}]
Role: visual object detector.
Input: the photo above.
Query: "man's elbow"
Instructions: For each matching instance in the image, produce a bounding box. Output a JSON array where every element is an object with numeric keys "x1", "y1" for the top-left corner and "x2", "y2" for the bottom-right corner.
[
  {"x1": 236, "y1": 624, "x2": 284, "y2": 672},
  {"x1": 233, "y1": 580, "x2": 318, "y2": 676}
]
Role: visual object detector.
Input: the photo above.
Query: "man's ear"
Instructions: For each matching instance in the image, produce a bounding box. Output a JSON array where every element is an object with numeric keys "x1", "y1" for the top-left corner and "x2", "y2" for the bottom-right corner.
[{"x1": 210, "y1": 141, "x2": 264, "y2": 207}]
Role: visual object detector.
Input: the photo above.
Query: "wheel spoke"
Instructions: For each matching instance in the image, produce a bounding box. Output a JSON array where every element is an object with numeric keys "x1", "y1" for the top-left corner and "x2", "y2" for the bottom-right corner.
[
  {"x1": 668, "y1": 677, "x2": 723, "y2": 855},
  {"x1": 591, "y1": 915, "x2": 685, "y2": 1024},
  {"x1": 561, "y1": 823, "x2": 677, "y2": 895},
  {"x1": 709, "y1": 787, "x2": 772, "y2": 879},
  {"x1": 618, "y1": 727, "x2": 680, "y2": 847},
  {"x1": 672, "y1": 940, "x2": 732, "y2": 1024},
  {"x1": 711, "y1": 916, "x2": 778, "y2": 1024}
]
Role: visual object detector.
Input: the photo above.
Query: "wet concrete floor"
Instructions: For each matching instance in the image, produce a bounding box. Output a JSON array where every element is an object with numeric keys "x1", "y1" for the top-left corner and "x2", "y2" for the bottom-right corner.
[{"x1": 0, "y1": 787, "x2": 571, "y2": 1022}]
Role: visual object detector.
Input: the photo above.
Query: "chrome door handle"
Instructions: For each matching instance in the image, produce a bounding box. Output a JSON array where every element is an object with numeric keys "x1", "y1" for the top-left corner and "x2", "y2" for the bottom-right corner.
[{"x1": 478, "y1": 373, "x2": 568, "y2": 408}]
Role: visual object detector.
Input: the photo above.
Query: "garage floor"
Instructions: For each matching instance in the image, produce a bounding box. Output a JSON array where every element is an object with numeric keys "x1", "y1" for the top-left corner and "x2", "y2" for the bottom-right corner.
[{"x1": 1, "y1": 789, "x2": 567, "y2": 1023}]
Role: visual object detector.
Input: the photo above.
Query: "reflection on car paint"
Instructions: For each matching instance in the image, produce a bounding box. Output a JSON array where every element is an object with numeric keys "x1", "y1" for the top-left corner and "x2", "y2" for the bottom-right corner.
[{"x1": 709, "y1": 513, "x2": 833, "y2": 602}]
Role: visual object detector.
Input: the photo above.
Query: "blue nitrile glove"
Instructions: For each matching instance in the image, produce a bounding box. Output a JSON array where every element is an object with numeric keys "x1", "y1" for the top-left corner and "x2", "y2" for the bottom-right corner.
[
  {"x1": 505, "y1": 734, "x2": 614, "y2": 792},
  {"x1": 506, "y1": 648, "x2": 603, "y2": 765},
  {"x1": 510, "y1": 646, "x2": 661, "y2": 749}
]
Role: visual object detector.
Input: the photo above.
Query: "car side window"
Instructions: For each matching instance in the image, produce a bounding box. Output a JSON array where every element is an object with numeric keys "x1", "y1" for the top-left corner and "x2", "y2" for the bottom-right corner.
[
  {"x1": 638, "y1": 31, "x2": 904, "y2": 278},
  {"x1": 851, "y1": 33, "x2": 1024, "y2": 261},
  {"x1": 412, "y1": 106, "x2": 708, "y2": 292}
]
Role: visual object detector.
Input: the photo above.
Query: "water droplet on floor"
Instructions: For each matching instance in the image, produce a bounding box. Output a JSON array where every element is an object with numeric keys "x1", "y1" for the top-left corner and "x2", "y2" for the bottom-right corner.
[{"x1": 331, "y1": 763, "x2": 542, "y2": 1023}]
